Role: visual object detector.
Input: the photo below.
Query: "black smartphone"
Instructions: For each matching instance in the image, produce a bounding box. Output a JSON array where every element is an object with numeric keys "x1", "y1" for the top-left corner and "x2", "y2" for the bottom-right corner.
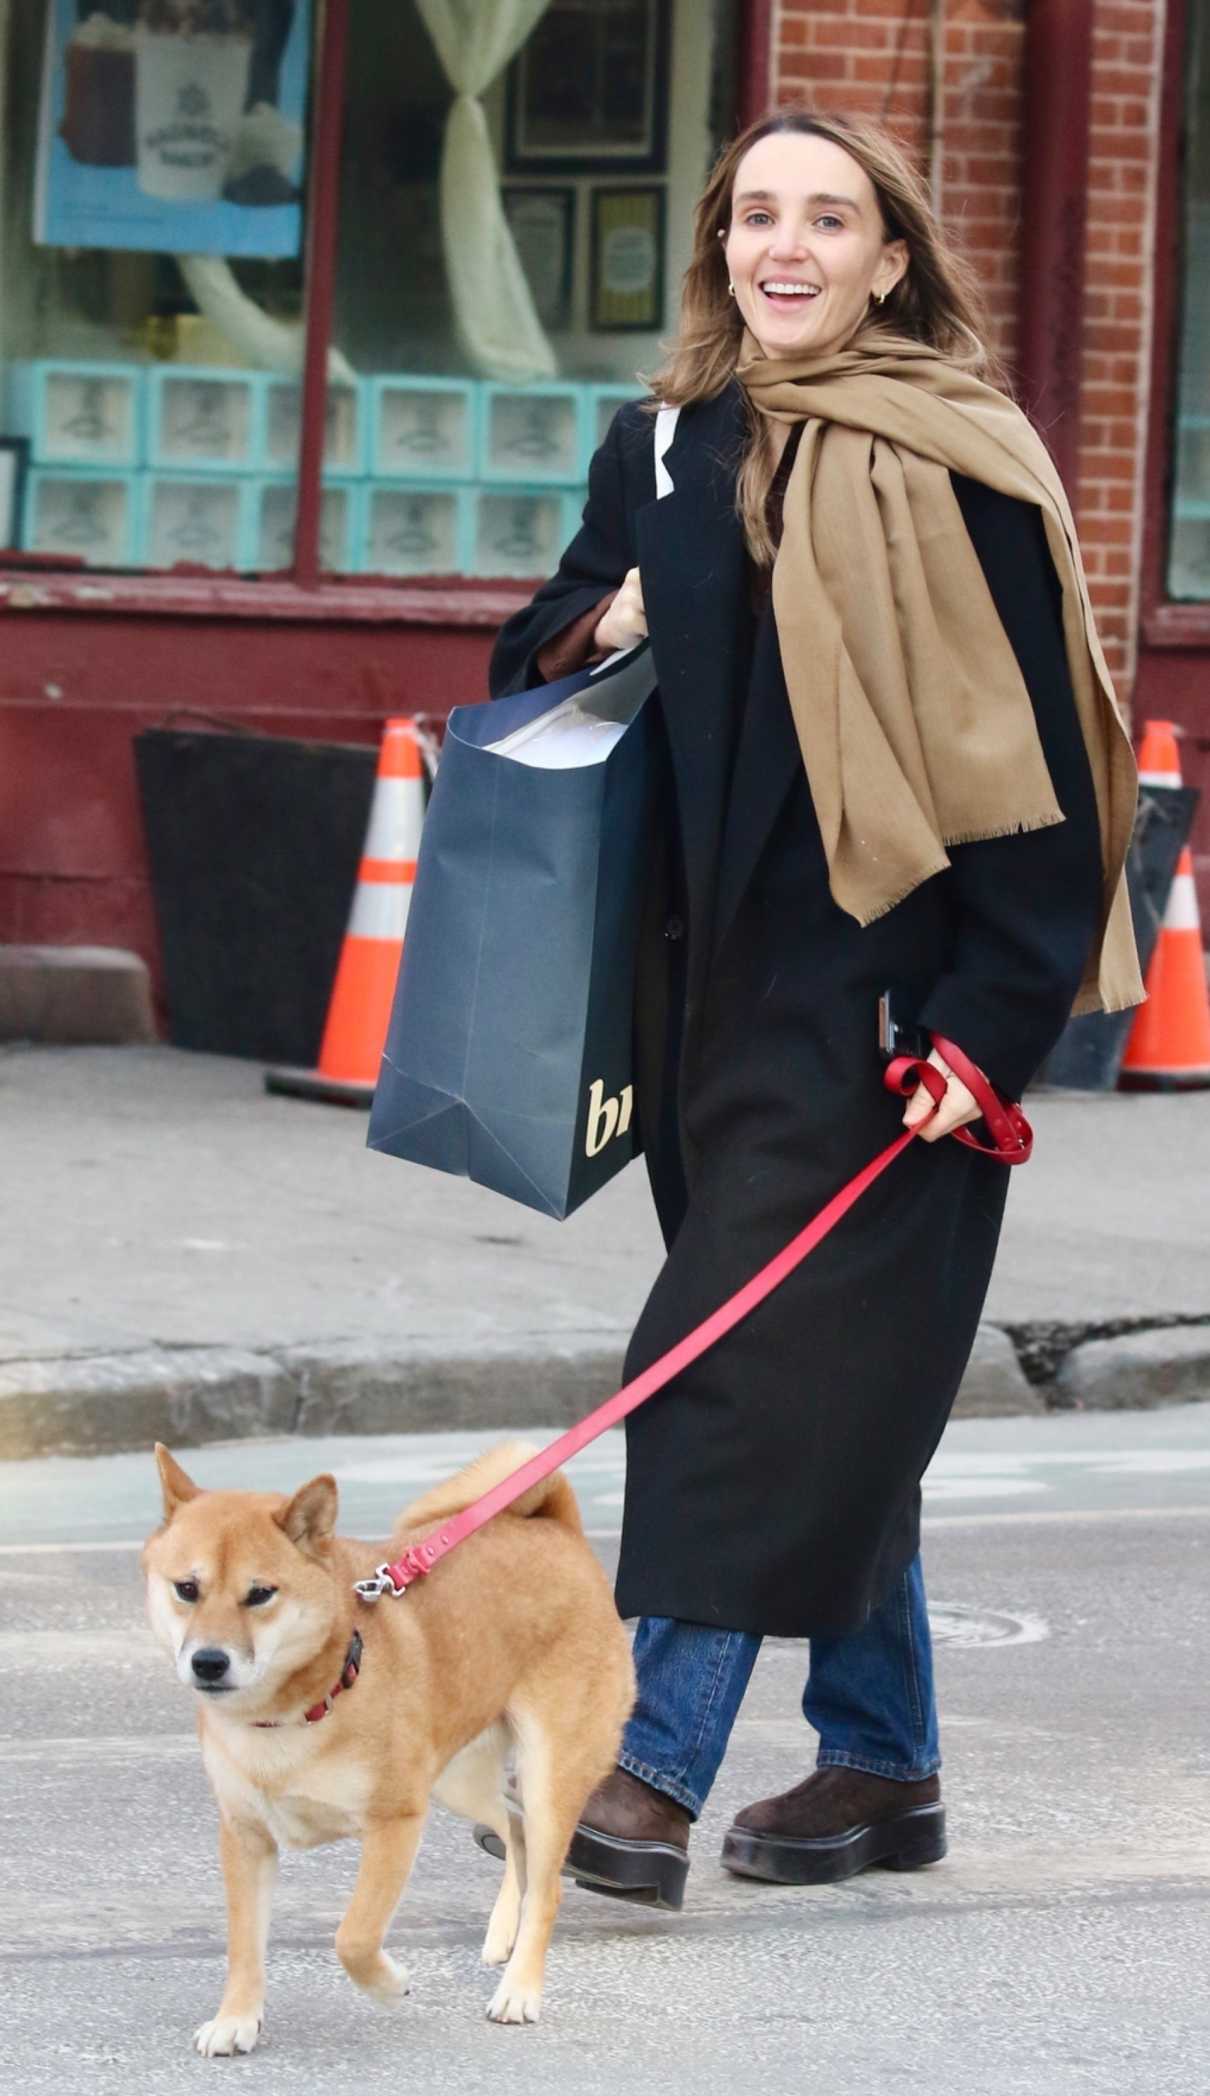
[{"x1": 877, "y1": 988, "x2": 931, "y2": 1066}]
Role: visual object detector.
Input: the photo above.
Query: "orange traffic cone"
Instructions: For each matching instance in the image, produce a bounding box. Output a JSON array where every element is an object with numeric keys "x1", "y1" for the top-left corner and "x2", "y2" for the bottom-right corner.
[
  {"x1": 1135, "y1": 717, "x2": 1182, "y2": 791},
  {"x1": 265, "y1": 718, "x2": 425, "y2": 1106},
  {"x1": 1119, "y1": 720, "x2": 1210, "y2": 1090}
]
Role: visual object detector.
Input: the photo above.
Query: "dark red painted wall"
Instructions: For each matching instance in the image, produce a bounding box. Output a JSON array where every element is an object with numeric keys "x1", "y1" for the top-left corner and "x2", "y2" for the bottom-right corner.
[{"x1": 0, "y1": 609, "x2": 504, "y2": 1003}]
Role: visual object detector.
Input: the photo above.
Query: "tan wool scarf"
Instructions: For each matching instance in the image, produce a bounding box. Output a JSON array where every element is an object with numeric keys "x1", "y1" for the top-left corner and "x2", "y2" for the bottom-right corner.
[{"x1": 735, "y1": 326, "x2": 1144, "y2": 1018}]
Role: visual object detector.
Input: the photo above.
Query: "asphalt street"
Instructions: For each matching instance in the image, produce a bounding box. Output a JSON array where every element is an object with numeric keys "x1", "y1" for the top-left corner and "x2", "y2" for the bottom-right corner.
[{"x1": 2, "y1": 1405, "x2": 1209, "y2": 2094}]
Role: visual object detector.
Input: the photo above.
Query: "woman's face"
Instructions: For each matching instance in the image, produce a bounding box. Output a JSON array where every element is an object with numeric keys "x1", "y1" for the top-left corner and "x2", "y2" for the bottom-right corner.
[{"x1": 723, "y1": 131, "x2": 908, "y2": 360}]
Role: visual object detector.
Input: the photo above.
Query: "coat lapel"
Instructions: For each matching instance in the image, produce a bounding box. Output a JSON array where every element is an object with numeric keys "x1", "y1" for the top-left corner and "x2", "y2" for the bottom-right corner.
[
  {"x1": 635, "y1": 384, "x2": 751, "y2": 995},
  {"x1": 635, "y1": 383, "x2": 803, "y2": 977},
  {"x1": 710, "y1": 606, "x2": 803, "y2": 956}
]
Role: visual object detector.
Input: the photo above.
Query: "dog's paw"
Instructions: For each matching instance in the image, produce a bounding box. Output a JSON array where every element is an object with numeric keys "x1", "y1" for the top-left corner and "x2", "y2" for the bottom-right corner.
[
  {"x1": 480, "y1": 1914, "x2": 519, "y2": 1968},
  {"x1": 194, "y1": 2011, "x2": 263, "y2": 2057},
  {"x1": 486, "y1": 1976, "x2": 542, "y2": 2025},
  {"x1": 362, "y1": 1953, "x2": 411, "y2": 2008}
]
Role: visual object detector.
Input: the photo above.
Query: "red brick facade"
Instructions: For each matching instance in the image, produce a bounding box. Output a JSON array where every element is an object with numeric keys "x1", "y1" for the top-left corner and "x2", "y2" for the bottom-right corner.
[
  {"x1": 6, "y1": 1, "x2": 1205, "y2": 974},
  {"x1": 773, "y1": 0, "x2": 1165, "y2": 703}
]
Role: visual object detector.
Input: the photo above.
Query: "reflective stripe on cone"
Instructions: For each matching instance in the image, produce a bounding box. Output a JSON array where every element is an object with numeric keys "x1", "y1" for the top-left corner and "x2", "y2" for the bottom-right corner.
[
  {"x1": 265, "y1": 717, "x2": 426, "y2": 1106},
  {"x1": 1135, "y1": 717, "x2": 1183, "y2": 790}
]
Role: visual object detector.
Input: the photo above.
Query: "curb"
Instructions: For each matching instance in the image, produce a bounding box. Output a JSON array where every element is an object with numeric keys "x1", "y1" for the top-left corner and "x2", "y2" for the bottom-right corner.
[
  {"x1": 1056, "y1": 1325, "x2": 1210, "y2": 1411},
  {"x1": 0, "y1": 1337, "x2": 628, "y2": 1460},
  {"x1": 2, "y1": 1315, "x2": 1207, "y2": 1461}
]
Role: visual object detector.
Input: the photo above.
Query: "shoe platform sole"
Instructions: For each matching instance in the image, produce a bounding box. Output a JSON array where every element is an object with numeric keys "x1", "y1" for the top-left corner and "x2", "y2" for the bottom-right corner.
[
  {"x1": 472, "y1": 1816, "x2": 688, "y2": 1912},
  {"x1": 721, "y1": 1803, "x2": 946, "y2": 1885}
]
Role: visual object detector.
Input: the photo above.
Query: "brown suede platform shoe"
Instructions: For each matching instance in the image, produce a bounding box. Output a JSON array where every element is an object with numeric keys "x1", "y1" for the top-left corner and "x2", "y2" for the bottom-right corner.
[
  {"x1": 474, "y1": 1767, "x2": 692, "y2": 1910},
  {"x1": 721, "y1": 1765, "x2": 945, "y2": 1885}
]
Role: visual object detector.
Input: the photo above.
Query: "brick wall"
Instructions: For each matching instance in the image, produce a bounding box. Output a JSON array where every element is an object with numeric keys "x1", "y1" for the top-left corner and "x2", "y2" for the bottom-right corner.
[
  {"x1": 1083, "y1": 0, "x2": 1164, "y2": 691},
  {"x1": 772, "y1": 0, "x2": 1165, "y2": 701}
]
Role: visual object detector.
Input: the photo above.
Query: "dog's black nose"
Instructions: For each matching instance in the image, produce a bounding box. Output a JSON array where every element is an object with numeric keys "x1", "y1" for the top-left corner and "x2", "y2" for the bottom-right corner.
[{"x1": 191, "y1": 1648, "x2": 232, "y2": 1685}]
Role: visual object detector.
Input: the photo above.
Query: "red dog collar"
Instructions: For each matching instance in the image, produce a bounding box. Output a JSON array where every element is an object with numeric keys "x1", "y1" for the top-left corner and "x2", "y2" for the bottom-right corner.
[{"x1": 251, "y1": 1628, "x2": 363, "y2": 1728}]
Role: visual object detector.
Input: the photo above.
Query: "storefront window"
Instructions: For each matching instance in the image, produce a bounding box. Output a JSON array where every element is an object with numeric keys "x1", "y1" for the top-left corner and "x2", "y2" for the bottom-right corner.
[
  {"x1": 1171, "y1": 0, "x2": 1210, "y2": 598},
  {"x1": 325, "y1": 0, "x2": 739, "y2": 581},
  {"x1": 0, "y1": 0, "x2": 739, "y2": 587},
  {"x1": 0, "y1": 1, "x2": 313, "y2": 574}
]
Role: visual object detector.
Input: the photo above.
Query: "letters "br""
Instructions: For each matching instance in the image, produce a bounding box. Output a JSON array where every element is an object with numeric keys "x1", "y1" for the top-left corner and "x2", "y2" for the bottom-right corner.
[{"x1": 585, "y1": 1078, "x2": 634, "y2": 1158}]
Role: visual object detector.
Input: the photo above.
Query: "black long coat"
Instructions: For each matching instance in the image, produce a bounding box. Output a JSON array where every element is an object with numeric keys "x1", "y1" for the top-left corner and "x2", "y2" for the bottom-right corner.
[{"x1": 491, "y1": 382, "x2": 1102, "y2": 1637}]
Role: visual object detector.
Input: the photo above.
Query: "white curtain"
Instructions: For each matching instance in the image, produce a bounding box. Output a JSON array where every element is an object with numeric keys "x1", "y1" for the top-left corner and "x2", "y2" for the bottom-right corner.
[
  {"x1": 414, "y1": 0, "x2": 558, "y2": 383},
  {"x1": 177, "y1": 257, "x2": 357, "y2": 381}
]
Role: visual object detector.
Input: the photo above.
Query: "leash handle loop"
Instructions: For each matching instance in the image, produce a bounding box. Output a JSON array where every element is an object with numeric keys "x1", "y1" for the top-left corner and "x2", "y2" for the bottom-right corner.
[
  {"x1": 933, "y1": 1033, "x2": 1032, "y2": 1162},
  {"x1": 885, "y1": 1037, "x2": 1031, "y2": 1162},
  {"x1": 921, "y1": 1033, "x2": 1033, "y2": 1163}
]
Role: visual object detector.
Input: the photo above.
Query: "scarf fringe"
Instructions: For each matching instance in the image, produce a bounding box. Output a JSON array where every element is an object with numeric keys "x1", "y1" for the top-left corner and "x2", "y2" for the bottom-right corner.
[
  {"x1": 852, "y1": 810, "x2": 1067, "y2": 925},
  {"x1": 854, "y1": 878, "x2": 941, "y2": 926},
  {"x1": 939, "y1": 811, "x2": 1066, "y2": 847},
  {"x1": 1071, "y1": 984, "x2": 1147, "y2": 1019}
]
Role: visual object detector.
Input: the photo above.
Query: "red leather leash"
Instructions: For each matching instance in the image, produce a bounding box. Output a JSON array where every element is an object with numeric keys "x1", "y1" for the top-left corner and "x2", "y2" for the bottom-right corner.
[
  {"x1": 929, "y1": 1034, "x2": 1033, "y2": 1164},
  {"x1": 353, "y1": 1035, "x2": 1031, "y2": 1605}
]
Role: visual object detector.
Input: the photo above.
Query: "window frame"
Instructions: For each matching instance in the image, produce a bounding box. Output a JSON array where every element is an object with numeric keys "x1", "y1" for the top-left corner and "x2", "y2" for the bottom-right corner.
[
  {"x1": 0, "y1": 0, "x2": 768, "y2": 624},
  {"x1": 1141, "y1": 0, "x2": 1210, "y2": 646}
]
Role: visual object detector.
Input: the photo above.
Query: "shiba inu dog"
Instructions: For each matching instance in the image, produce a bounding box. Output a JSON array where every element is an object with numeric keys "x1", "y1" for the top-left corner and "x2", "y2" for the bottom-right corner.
[{"x1": 142, "y1": 1440, "x2": 634, "y2": 2056}]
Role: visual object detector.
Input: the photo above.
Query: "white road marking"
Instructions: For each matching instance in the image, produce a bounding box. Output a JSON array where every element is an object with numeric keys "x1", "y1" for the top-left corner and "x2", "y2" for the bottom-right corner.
[
  {"x1": 0, "y1": 1734, "x2": 196, "y2": 1762},
  {"x1": 1082, "y1": 1450, "x2": 1210, "y2": 1474},
  {"x1": 331, "y1": 1447, "x2": 630, "y2": 1486},
  {"x1": 924, "y1": 1503, "x2": 1210, "y2": 1529},
  {"x1": 923, "y1": 1476, "x2": 1050, "y2": 1499},
  {"x1": 0, "y1": 1539, "x2": 146, "y2": 1554},
  {"x1": 3, "y1": 1501, "x2": 1210, "y2": 1559}
]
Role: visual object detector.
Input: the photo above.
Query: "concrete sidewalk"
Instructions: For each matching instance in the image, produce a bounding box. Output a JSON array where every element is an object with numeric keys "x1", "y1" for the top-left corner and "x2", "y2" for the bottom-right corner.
[{"x1": 2, "y1": 1042, "x2": 1208, "y2": 1458}]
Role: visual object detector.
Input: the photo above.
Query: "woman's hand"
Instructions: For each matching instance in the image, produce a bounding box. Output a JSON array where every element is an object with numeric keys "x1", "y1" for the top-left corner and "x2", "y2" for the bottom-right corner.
[
  {"x1": 901, "y1": 1046, "x2": 983, "y2": 1142},
  {"x1": 593, "y1": 567, "x2": 647, "y2": 652}
]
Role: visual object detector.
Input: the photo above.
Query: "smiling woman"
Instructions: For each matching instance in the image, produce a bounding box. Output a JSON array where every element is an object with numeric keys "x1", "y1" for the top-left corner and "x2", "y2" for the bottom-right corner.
[
  {"x1": 722, "y1": 136, "x2": 907, "y2": 362},
  {"x1": 487, "y1": 101, "x2": 1142, "y2": 1908}
]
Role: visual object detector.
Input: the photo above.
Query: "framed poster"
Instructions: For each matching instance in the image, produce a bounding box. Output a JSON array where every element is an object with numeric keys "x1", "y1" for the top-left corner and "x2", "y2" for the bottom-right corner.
[
  {"x1": 506, "y1": 0, "x2": 670, "y2": 175},
  {"x1": 501, "y1": 187, "x2": 576, "y2": 330},
  {"x1": 590, "y1": 186, "x2": 665, "y2": 332},
  {"x1": 34, "y1": 0, "x2": 311, "y2": 259},
  {"x1": 0, "y1": 438, "x2": 31, "y2": 550}
]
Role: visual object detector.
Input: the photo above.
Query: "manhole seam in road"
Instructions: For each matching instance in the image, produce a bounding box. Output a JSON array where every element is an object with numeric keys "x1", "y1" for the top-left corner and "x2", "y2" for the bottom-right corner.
[
  {"x1": 763, "y1": 1606, "x2": 1049, "y2": 1653},
  {"x1": 928, "y1": 1604, "x2": 1050, "y2": 1647}
]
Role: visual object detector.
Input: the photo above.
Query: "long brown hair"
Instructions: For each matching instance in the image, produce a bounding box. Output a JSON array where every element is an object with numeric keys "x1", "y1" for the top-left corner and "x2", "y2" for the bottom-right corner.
[{"x1": 644, "y1": 107, "x2": 1014, "y2": 565}]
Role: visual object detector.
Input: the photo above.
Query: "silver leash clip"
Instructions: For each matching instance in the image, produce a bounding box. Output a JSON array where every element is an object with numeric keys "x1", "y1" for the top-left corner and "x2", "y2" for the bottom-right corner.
[{"x1": 353, "y1": 1563, "x2": 401, "y2": 1603}]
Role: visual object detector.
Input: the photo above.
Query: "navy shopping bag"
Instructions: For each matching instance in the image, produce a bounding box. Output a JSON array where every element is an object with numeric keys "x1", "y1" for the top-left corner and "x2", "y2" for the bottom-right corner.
[{"x1": 367, "y1": 643, "x2": 658, "y2": 1219}]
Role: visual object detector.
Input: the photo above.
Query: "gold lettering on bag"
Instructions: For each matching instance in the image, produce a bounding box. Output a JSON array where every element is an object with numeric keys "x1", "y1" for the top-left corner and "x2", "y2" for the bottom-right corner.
[{"x1": 585, "y1": 1078, "x2": 634, "y2": 1158}]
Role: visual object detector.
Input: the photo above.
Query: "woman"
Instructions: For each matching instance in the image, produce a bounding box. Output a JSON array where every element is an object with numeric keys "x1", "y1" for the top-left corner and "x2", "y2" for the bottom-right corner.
[{"x1": 488, "y1": 109, "x2": 1143, "y2": 1908}]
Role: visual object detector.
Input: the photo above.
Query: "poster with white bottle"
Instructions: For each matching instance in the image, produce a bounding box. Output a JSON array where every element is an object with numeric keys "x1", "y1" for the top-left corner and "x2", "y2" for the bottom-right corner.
[{"x1": 34, "y1": 0, "x2": 311, "y2": 258}]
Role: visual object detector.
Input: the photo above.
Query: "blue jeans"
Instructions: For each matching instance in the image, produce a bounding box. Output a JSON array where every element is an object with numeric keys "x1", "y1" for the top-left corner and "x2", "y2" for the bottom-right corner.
[{"x1": 618, "y1": 1551, "x2": 941, "y2": 1819}]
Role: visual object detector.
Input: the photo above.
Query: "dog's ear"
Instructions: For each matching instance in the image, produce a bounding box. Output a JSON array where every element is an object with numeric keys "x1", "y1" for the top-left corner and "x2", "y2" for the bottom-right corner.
[
  {"x1": 155, "y1": 1444, "x2": 200, "y2": 1519},
  {"x1": 276, "y1": 1474, "x2": 338, "y2": 1554}
]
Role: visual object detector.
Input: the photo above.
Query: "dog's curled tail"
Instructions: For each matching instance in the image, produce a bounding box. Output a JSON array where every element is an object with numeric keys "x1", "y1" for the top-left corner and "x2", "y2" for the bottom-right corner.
[{"x1": 395, "y1": 1439, "x2": 583, "y2": 1540}]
